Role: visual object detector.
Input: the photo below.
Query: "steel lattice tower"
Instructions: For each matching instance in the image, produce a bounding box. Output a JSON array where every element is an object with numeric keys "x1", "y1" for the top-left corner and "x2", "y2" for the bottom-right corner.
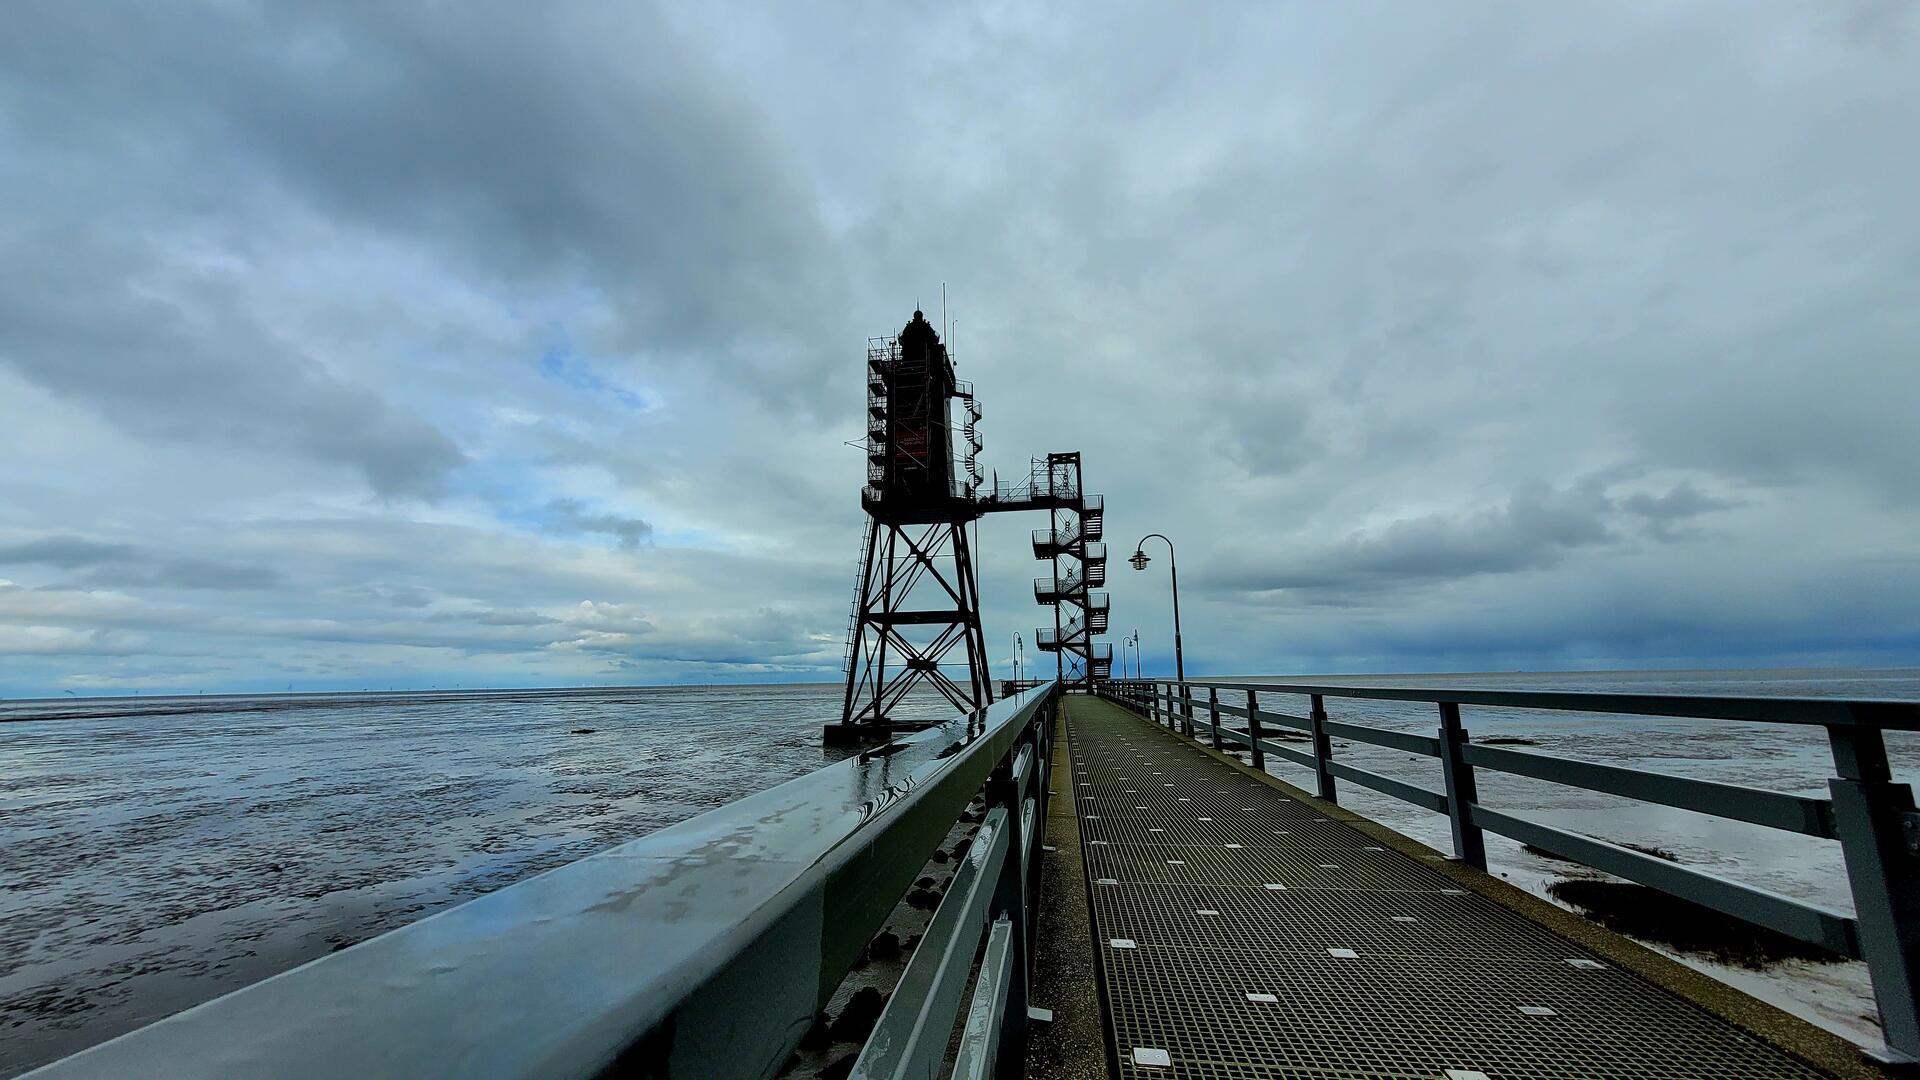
[{"x1": 827, "y1": 311, "x2": 1109, "y2": 742}]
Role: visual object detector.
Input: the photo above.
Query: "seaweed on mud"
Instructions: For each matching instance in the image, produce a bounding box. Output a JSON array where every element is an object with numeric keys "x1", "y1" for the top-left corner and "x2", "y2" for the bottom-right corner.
[{"x1": 1546, "y1": 878, "x2": 1843, "y2": 969}]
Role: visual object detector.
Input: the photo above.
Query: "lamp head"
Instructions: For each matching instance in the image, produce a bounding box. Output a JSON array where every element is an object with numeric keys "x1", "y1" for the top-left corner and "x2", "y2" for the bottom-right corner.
[{"x1": 1129, "y1": 550, "x2": 1150, "y2": 570}]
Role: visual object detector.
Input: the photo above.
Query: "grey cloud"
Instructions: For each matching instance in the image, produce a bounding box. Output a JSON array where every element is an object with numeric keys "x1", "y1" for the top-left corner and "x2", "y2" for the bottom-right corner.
[
  {"x1": 0, "y1": 230, "x2": 468, "y2": 498},
  {"x1": 0, "y1": 537, "x2": 143, "y2": 568},
  {"x1": 134, "y1": 560, "x2": 287, "y2": 591},
  {"x1": 1619, "y1": 482, "x2": 1740, "y2": 539},
  {"x1": 0, "y1": 625, "x2": 149, "y2": 657},
  {"x1": 543, "y1": 499, "x2": 653, "y2": 549},
  {"x1": 0, "y1": 0, "x2": 857, "y2": 510},
  {"x1": 0, "y1": 2, "x2": 853, "y2": 414},
  {"x1": 350, "y1": 584, "x2": 438, "y2": 609},
  {"x1": 431, "y1": 608, "x2": 561, "y2": 628},
  {"x1": 1210, "y1": 387, "x2": 1320, "y2": 479},
  {"x1": 1203, "y1": 479, "x2": 1617, "y2": 596},
  {"x1": 552, "y1": 606, "x2": 828, "y2": 666},
  {"x1": 0, "y1": 535, "x2": 285, "y2": 591},
  {"x1": 3, "y1": 4, "x2": 1918, "y2": 694}
]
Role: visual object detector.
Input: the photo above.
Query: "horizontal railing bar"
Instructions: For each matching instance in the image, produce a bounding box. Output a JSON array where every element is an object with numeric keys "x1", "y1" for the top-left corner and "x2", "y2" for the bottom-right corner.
[
  {"x1": 1256, "y1": 708, "x2": 1313, "y2": 732},
  {"x1": 952, "y1": 917, "x2": 1015, "y2": 1080},
  {"x1": 1321, "y1": 719, "x2": 1442, "y2": 757},
  {"x1": 1141, "y1": 682, "x2": 1841, "y2": 838},
  {"x1": 1213, "y1": 699, "x2": 1313, "y2": 732},
  {"x1": 1326, "y1": 760, "x2": 1451, "y2": 815},
  {"x1": 855, "y1": 806, "x2": 1014, "y2": 1079},
  {"x1": 1012, "y1": 744, "x2": 1034, "y2": 807},
  {"x1": 1462, "y1": 743, "x2": 1837, "y2": 839},
  {"x1": 1137, "y1": 679, "x2": 1920, "y2": 729},
  {"x1": 1217, "y1": 727, "x2": 1317, "y2": 770},
  {"x1": 1020, "y1": 797, "x2": 1037, "y2": 877},
  {"x1": 1469, "y1": 804, "x2": 1860, "y2": 958}
]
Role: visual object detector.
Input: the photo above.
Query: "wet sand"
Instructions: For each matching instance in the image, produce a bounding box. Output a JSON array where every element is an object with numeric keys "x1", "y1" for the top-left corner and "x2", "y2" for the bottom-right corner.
[{"x1": 0, "y1": 684, "x2": 947, "y2": 1075}]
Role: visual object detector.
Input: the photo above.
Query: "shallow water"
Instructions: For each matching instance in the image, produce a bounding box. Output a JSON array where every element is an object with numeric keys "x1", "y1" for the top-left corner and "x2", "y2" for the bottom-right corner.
[{"x1": 3, "y1": 670, "x2": 1917, "y2": 1072}]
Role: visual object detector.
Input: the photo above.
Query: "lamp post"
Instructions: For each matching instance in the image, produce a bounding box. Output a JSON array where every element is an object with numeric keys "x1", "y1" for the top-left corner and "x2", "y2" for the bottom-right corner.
[
  {"x1": 1127, "y1": 628, "x2": 1140, "y2": 679},
  {"x1": 1012, "y1": 632, "x2": 1024, "y2": 685},
  {"x1": 1130, "y1": 534, "x2": 1185, "y2": 693}
]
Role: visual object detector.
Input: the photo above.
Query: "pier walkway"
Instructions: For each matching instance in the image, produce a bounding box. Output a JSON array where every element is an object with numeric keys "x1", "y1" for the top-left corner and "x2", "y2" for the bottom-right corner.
[{"x1": 1062, "y1": 694, "x2": 1828, "y2": 1078}]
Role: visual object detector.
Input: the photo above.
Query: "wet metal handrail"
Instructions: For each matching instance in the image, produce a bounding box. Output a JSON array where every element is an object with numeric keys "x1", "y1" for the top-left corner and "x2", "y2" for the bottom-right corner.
[
  {"x1": 29, "y1": 683, "x2": 1063, "y2": 1079},
  {"x1": 1099, "y1": 676, "x2": 1920, "y2": 1060}
]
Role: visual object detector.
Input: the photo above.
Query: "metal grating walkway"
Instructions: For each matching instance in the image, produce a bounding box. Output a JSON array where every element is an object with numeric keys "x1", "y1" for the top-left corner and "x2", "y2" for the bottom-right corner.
[{"x1": 1064, "y1": 695, "x2": 1829, "y2": 1079}]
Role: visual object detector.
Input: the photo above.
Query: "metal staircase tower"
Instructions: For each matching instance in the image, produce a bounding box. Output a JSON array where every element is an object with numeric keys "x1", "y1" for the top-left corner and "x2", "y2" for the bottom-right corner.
[{"x1": 1030, "y1": 454, "x2": 1112, "y2": 687}]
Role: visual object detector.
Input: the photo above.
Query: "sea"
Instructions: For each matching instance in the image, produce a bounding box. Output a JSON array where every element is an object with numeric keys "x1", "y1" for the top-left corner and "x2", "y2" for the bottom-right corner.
[{"x1": 2, "y1": 669, "x2": 1917, "y2": 1073}]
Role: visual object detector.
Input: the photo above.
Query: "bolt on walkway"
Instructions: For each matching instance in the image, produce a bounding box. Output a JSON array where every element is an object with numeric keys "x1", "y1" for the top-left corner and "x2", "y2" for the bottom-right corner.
[{"x1": 1063, "y1": 695, "x2": 1829, "y2": 1079}]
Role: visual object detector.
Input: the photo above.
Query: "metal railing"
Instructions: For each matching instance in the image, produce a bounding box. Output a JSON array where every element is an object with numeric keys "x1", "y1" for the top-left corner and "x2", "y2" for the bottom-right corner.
[
  {"x1": 1098, "y1": 676, "x2": 1920, "y2": 1059},
  {"x1": 29, "y1": 684, "x2": 1064, "y2": 1080}
]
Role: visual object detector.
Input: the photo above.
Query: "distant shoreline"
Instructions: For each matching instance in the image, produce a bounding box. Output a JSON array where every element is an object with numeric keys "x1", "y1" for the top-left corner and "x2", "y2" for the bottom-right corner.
[{"x1": 6, "y1": 666, "x2": 1918, "y2": 723}]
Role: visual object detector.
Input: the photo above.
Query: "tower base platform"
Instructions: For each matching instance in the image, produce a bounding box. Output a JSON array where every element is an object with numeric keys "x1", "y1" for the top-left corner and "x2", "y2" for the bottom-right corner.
[{"x1": 820, "y1": 718, "x2": 944, "y2": 745}]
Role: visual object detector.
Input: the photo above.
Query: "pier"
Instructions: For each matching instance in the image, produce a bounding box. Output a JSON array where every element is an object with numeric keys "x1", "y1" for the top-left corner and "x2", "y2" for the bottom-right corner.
[{"x1": 24, "y1": 681, "x2": 1920, "y2": 1078}]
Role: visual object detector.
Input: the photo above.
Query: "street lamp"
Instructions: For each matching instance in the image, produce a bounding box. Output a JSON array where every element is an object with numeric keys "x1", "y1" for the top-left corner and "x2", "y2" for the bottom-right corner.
[
  {"x1": 1012, "y1": 632, "x2": 1024, "y2": 684},
  {"x1": 1130, "y1": 534, "x2": 1185, "y2": 692}
]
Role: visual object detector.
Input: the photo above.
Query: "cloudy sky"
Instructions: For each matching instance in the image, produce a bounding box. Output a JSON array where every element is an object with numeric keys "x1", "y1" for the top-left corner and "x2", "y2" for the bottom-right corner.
[{"x1": 1, "y1": 2, "x2": 1915, "y2": 697}]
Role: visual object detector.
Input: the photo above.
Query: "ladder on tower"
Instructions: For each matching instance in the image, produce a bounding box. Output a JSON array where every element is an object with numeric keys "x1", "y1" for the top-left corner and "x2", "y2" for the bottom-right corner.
[{"x1": 841, "y1": 522, "x2": 875, "y2": 674}]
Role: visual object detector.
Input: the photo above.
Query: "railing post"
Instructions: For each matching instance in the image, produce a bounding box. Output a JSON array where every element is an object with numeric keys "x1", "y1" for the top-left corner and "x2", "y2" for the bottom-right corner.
[
  {"x1": 1245, "y1": 689, "x2": 1265, "y2": 772},
  {"x1": 1436, "y1": 702, "x2": 1487, "y2": 869},
  {"x1": 1827, "y1": 724, "x2": 1920, "y2": 1058},
  {"x1": 1206, "y1": 687, "x2": 1223, "y2": 750},
  {"x1": 1308, "y1": 694, "x2": 1337, "y2": 803},
  {"x1": 1179, "y1": 683, "x2": 1195, "y2": 737},
  {"x1": 1152, "y1": 683, "x2": 1164, "y2": 726}
]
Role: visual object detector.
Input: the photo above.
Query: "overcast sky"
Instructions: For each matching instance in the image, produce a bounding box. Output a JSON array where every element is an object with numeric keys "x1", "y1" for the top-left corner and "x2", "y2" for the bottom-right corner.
[{"x1": 2, "y1": 2, "x2": 1916, "y2": 697}]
